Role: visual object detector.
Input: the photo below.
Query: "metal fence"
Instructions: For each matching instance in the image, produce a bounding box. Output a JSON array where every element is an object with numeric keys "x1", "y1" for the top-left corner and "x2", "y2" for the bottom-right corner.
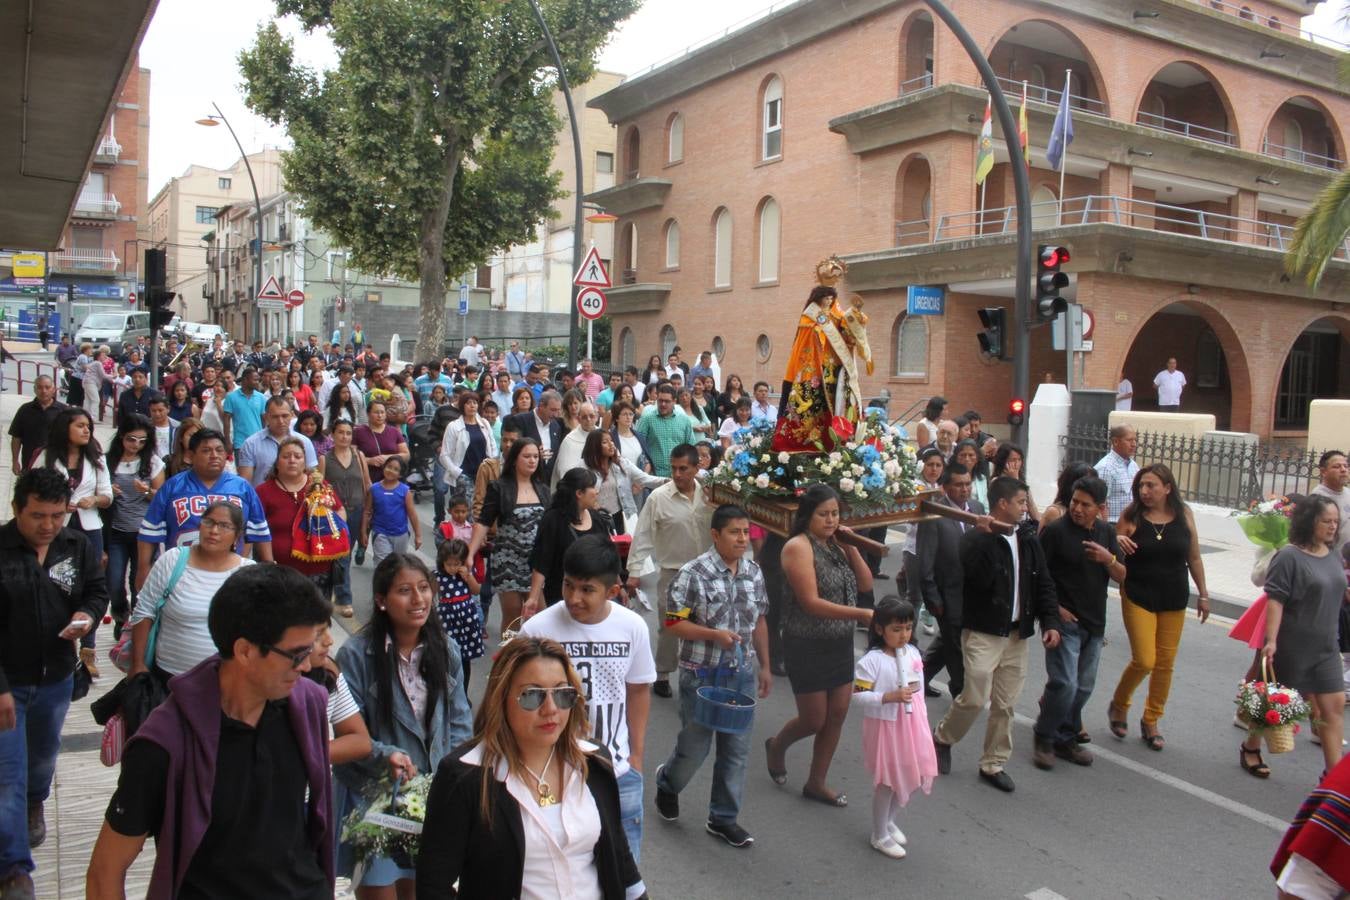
[{"x1": 1060, "y1": 424, "x2": 1324, "y2": 510}]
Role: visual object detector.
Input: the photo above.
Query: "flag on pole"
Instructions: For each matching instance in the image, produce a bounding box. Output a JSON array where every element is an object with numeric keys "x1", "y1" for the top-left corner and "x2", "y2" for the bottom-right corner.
[
  {"x1": 1046, "y1": 73, "x2": 1075, "y2": 171},
  {"x1": 1018, "y1": 82, "x2": 1031, "y2": 166},
  {"x1": 974, "y1": 97, "x2": 994, "y2": 185}
]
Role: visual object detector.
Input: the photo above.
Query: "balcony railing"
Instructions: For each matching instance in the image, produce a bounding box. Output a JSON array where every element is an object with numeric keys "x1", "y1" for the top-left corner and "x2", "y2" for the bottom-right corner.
[
  {"x1": 1135, "y1": 109, "x2": 1236, "y2": 146},
  {"x1": 983, "y1": 75, "x2": 1108, "y2": 118},
  {"x1": 894, "y1": 193, "x2": 1350, "y2": 261},
  {"x1": 1261, "y1": 136, "x2": 1343, "y2": 170},
  {"x1": 93, "y1": 137, "x2": 122, "y2": 164},
  {"x1": 73, "y1": 192, "x2": 121, "y2": 218},
  {"x1": 1196, "y1": 0, "x2": 1350, "y2": 51},
  {"x1": 899, "y1": 73, "x2": 934, "y2": 95},
  {"x1": 52, "y1": 249, "x2": 120, "y2": 274}
]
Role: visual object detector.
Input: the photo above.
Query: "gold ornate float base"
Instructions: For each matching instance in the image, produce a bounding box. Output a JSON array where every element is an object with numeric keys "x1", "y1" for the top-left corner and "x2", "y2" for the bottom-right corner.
[{"x1": 707, "y1": 485, "x2": 943, "y2": 538}]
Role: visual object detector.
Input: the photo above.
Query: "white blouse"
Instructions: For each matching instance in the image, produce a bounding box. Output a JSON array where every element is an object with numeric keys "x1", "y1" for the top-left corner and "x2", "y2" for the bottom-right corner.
[{"x1": 51, "y1": 456, "x2": 112, "y2": 531}]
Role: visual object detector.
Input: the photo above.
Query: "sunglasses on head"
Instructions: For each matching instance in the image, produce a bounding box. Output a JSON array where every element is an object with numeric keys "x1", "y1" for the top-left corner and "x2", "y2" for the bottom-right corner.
[{"x1": 516, "y1": 687, "x2": 579, "y2": 711}]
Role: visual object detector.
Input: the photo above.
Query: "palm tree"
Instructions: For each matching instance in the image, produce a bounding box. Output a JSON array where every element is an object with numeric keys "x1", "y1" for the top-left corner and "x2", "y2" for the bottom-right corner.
[{"x1": 1285, "y1": 52, "x2": 1350, "y2": 286}]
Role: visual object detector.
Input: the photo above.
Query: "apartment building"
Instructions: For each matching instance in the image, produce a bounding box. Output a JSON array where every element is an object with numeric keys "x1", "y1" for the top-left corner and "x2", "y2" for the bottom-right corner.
[{"x1": 589, "y1": 0, "x2": 1350, "y2": 438}]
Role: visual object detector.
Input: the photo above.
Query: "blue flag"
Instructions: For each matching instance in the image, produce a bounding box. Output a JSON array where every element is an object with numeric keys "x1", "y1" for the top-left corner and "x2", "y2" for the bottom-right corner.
[{"x1": 1046, "y1": 84, "x2": 1074, "y2": 171}]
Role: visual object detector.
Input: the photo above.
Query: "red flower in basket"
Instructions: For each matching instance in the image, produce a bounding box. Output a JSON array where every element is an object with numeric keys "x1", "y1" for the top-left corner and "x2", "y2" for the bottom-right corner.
[
  {"x1": 1270, "y1": 693, "x2": 1291, "y2": 705},
  {"x1": 830, "y1": 416, "x2": 855, "y2": 440},
  {"x1": 1264, "y1": 710, "x2": 1282, "y2": 725},
  {"x1": 1253, "y1": 682, "x2": 1266, "y2": 692}
]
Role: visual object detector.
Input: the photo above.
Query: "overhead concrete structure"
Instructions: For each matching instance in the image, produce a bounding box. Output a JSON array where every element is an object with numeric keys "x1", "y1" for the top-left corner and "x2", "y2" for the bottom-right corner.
[{"x1": 0, "y1": 0, "x2": 158, "y2": 249}]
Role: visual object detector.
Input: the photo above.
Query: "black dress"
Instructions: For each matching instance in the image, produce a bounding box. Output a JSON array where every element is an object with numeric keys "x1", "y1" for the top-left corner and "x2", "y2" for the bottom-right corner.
[{"x1": 781, "y1": 537, "x2": 858, "y2": 694}]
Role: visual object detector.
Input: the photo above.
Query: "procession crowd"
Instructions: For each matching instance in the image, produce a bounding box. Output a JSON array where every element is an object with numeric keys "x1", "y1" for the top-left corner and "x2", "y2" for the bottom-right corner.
[{"x1": 0, "y1": 333, "x2": 1347, "y2": 899}]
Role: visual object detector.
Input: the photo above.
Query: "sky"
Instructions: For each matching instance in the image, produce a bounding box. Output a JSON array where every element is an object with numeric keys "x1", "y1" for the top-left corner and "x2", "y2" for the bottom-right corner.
[{"x1": 139, "y1": 0, "x2": 1349, "y2": 196}]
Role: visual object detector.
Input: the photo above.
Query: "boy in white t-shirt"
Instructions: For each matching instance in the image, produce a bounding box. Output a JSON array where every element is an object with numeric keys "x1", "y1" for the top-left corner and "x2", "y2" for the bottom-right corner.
[{"x1": 519, "y1": 535, "x2": 656, "y2": 862}]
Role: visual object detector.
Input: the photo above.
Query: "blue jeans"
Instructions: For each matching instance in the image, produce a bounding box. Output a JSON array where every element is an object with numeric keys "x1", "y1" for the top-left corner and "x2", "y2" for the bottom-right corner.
[
  {"x1": 432, "y1": 462, "x2": 448, "y2": 525},
  {"x1": 0, "y1": 676, "x2": 73, "y2": 874},
  {"x1": 616, "y1": 767, "x2": 644, "y2": 866},
  {"x1": 332, "y1": 551, "x2": 353, "y2": 608},
  {"x1": 104, "y1": 528, "x2": 141, "y2": 622},
  {"x1": 1034, "y1": 620, "x2": 1104, "y2": 746},
  {"x1": 658, "y1": 664, "x2": 756, "y2": 826}
]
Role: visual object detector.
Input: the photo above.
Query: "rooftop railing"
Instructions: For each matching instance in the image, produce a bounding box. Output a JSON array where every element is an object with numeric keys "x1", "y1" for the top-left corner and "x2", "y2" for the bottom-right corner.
[
  {"x1": 1260, "y1": 135, "x2": 1343, "y2": 170},
  {"x1": 1135, "y1": 109, "x2": 1237, "y2": 146},
  {"x1": 983, "y1": 75, "x2": 1108, "y2": 118},
  {"x1": 1196, "y1": 0, "x2": 1350, "y2": 51}
]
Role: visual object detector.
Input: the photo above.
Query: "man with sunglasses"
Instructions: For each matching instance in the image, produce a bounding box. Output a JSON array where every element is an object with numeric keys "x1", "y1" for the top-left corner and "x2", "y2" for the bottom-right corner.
[
  {"x1": 520, "y1": 536, "x2": 655, "y2": 863},
  {"x1": 87, "y1": 564, "x2": 335, "y2": 899}
]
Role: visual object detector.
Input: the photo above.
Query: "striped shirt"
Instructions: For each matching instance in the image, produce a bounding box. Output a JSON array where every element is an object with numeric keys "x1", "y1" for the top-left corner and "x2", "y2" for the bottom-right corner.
[
  {"x1": 1094, "y1": 451, "x2": 1140, "y2": 521},
  {"x1": 330, "y1": 673, "x2": 360, "y2": 727},
  {"x1": 138, "y1": 470, "x2": 271, "y2": 550},
  {"x1": 667, "y1": 547, "x2": 768, "y2": 669},
  {"x1": 130, "y1": 548, "x2": 255, "y2": 675},
  {"x1": 634, "y1": 407, "x2": 695, "y2": 476}
]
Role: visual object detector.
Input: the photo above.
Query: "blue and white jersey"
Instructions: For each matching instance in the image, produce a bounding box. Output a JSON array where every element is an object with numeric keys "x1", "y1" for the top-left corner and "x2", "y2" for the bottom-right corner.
[{"x1": 137, "y1": 470, "x2": 271, "y2": 550}]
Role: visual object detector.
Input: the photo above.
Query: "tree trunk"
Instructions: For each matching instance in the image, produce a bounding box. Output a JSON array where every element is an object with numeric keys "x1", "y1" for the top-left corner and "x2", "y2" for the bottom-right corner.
[{"x1": 415, "y1": 145, "x2": 463, "y2": 362}]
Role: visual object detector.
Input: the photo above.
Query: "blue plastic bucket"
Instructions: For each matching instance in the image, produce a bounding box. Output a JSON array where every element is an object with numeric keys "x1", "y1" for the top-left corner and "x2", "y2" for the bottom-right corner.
[{"x1": 691, "y1": 646, "x2": 756, "y2": 734}]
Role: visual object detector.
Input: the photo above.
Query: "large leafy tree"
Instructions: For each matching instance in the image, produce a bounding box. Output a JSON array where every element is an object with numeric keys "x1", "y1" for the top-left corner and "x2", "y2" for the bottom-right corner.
[{"x1": 240, "y1": 0, "x2": 640, "y2": 359}]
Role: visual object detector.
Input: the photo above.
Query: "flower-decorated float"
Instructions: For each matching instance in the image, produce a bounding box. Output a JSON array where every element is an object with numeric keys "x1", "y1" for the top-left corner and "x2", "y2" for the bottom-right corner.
[{"x1": 707, "y1": 256, "x2": 979, "y2": 541}]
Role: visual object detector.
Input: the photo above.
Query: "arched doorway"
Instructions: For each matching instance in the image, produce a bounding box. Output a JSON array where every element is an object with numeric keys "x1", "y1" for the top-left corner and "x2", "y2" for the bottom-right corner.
[
  {"x1": 894, "y1": 155, "x2": 933, "y2": 245},
  {"x1": 899, "y1": 11, "x2": 934, "y2": 92},
  {"x1": 1274, "y1": 317, "x2": 1350, "y2": 429},
  {"x1": 1136, "y1": 61, "x2": 1238, "y2": 147},
  {"x1": 986, "y1": 20, "x2": 1110, "y2": 116},
  {"x1": 1263, "y1": 96, "x2": 1343, "y2": 169},
  {"x1": 1120, "y1": 300, "x2": 1251, "y2": 431}
]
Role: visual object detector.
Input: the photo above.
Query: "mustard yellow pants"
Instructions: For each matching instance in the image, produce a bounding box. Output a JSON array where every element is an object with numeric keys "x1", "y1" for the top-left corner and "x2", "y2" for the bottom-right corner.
[{"x1": 1111, "y1": 595, "x2": 1187, "y2": 727}]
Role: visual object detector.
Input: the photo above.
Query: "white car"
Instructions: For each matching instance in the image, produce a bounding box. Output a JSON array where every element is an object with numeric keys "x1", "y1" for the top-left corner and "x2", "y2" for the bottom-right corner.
[{"x1": 180, "y1": 322, "x2": 229, "y2": 346}]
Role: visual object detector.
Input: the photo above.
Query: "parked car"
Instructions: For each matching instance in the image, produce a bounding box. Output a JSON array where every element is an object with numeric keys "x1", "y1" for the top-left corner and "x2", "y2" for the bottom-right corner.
[
  {"x1": 180, "y1": 321, "x2": 229, "y2": 346},
  {"x1": 74, "y1": 311, "x2": 151, "y2": 356}
]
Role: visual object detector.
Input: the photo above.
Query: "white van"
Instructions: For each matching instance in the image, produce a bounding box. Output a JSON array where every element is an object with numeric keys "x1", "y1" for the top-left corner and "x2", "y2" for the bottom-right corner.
[{"x1": 74, "y1": 311, "x2": 150, "y2": 356}]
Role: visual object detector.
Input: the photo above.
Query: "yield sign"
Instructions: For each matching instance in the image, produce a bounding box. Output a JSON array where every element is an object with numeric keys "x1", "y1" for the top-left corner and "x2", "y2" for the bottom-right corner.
[
  {"x1": 573, "y1": 246, "x2": 611, "y2": 289},
  {"x1": 257, "y1": 275, "x2": 285, "y2": 301}
]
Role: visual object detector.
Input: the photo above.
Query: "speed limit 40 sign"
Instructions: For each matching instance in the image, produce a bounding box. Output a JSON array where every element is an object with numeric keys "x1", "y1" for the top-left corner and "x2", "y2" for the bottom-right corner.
[{"x1": 577, "y1": 286, "x2": 607, "y2": 320}]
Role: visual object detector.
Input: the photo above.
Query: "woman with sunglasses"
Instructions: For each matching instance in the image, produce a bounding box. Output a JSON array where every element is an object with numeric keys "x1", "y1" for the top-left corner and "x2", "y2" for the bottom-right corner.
[
  {"x1": 104, "y1": 413, "x2": 166, "y2": 638},
  {"x1": 336, "y1": 553, "x2": 473, "y2": 900},
  {"x1": 416, "y1": 637, "x2": 645, "y2": 900},
  {"x1": 128, "y1": 501, "x2": 254, "y2": 685}
]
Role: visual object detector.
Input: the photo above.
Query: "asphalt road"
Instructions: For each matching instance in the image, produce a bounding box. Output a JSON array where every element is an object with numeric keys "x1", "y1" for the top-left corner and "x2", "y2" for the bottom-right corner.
[{"x1": 329, "y1": 494, "x2": 1326, "y2": 900}]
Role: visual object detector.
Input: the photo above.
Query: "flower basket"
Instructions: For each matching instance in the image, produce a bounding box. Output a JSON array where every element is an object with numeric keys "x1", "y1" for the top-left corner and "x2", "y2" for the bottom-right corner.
[
  {"x1": 1234, "y1": 658, "x2": 1311, "y2": 754},
  {"x1": 1264, "y1": 723, "x2": 1296, "y2": 755},
  {"x1": 341, "y1": 773, "x2": 432, "y2": 869}
]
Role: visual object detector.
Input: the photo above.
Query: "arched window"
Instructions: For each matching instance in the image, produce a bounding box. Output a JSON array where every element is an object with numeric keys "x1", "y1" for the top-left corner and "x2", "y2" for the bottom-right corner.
[
  {"x1": 1239, "y1": 5, "x2": 1254, "y2": 20},
  {"x1": 762, "y1": 77, "x2": 783, "y2": 160},
  {"x1": 1030, "y1": 64, "x2": 1048, "y2": 102},
  {"x1": 1284, "y1": 119, "x2": 1304, "y2": 161},
  {"x1": 713, "y1": 208, "x2": 732, "y2": 288},
  {"x1": 1032, "y1": 184, "x2": 1059, "y2": 229},
  {"x1": 624, "y1": 222, "x2": 638, "y2": 282},
  {"x1": 661, "y1": 325, "x2": 678, "y2": 359},
  {"x1": 757, "y1": 198, "x2": 780, "y2": 283},
  {"x1": 619, "y1": 327, "x2": 635, "y2": 368},
  {"x1": 1268, "y1": 15, "x2": 1281, "y2": 30},
  {"x1": 712, "y1": 336, "x2": 725, "y2": 361},
  {"x1": 623, "y1": 128, "x2": 640, "y2": 180},
  {"x1": 667, "y1": 113, "x2": 684, "y2": 163},
  {"x1": 1142, "y1": 94, "x2": 1166, "y2": 121},
  {"x1": 664, "y1": 219, "x2": 681, "y2": 269},
  {"x1": 892, "y1": 314, "x2": 929, "y2": 378}
]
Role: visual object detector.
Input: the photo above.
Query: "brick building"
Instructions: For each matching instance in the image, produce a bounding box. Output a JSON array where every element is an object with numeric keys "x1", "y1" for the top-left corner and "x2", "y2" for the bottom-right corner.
[{"x1": 588, "y1": 0, "x2": 1350, "y2": 439}]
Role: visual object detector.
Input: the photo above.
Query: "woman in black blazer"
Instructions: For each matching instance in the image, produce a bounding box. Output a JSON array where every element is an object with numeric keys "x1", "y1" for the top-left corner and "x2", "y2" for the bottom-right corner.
[{"x1": 416, "y1": 638, "x2": 646, "y2": 900}]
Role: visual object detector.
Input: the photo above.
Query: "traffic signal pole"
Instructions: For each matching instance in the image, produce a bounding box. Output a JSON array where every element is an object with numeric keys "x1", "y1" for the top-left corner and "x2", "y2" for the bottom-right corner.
[{"x1": 922, "y1": 0, "x2": 1033, "y2": 445}]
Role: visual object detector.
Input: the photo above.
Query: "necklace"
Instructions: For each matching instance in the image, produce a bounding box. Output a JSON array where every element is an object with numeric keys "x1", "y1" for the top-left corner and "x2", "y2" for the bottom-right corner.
[
  {"x1": 1148, "y1": 519, "x2": 1166, "y2": 541},
  {"x1": 521, "y1": 745, "x2": 559, "y2": 807}
]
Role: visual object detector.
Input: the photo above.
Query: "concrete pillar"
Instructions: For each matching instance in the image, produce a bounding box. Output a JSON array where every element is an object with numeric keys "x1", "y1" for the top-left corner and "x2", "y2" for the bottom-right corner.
[
  {"x1": 1027, "y1": 383, "x2": 1071, "y2": 508},
  {"x1": 1233, "y1": 189, "x2": 1259, "y2": 244}
]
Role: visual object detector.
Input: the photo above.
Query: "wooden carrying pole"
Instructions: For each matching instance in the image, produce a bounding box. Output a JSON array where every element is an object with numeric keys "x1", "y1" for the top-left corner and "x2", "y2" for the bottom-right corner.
[{"x1": 919, "y1": 500, "x2": 1016, "y2": 535}]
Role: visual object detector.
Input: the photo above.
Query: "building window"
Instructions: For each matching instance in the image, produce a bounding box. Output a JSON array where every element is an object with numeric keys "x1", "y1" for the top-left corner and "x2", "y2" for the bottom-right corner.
[
  {"x1": 326, "y1": 251, "x2": 346, "y2": 280},
  {"x1": 620, "y1": 327, "x2": 635, "y2": 368},
  {"x1": 1239, "y1": 5, "x2": 1254, "y2": 20},
  {"x1": 667, "y1": 113, "x2": 684, "y2": 163},
  {"x1": 661, "y1": 325, "x2": 678, "y2": 358},
  {"x1": 713, "y1": 208, "x2": 732, "y2": 288},
  {"x1": 596, "y1": 151, "x2": 614, "y2": 174},
  {"x1": 756, "y1": 333, "x2": 772, "y2": 362},
  {"x1": 218, "y1": 177, "x2": 232, "y2": 190},
  {"x1": 893, "y1": 314, "x2": 929, "y2": 378},
  {"x1": 762, "y1": 77, "x2": 783, "y2": 160},
  {"x1": 757, "y1": 197, "x2": 780, "y2": 283},
  {"x1": 624, "y1": 128, "x2": 641, "y2": 180},
  {"x1": 195, "y1": 206, "x2": 219, "y2": 224},
  {"x1": 664, "y1": 219, "x2": 680, "y2": 268},
  {"x1": 712, "y1": 336, "x2": 725, "y2": 361},
  {"x1": 1268, "y1": 15, "x2": 1280, "y2": 29}
]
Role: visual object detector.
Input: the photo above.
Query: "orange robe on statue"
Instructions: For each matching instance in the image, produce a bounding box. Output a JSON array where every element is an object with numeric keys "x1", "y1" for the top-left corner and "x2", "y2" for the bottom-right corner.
[{"x1": 772, "y1": 298, "x2": 854, "y2": 453}]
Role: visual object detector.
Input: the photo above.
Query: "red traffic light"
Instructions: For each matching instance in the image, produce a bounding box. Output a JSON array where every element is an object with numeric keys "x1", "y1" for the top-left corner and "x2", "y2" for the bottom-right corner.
[
  {"x1": 1009, "y1": 398, "x2": 1026, "y2": 414},
  {"x1": 1039, "y1": 246, "x2": 1070, "y2": 268}
]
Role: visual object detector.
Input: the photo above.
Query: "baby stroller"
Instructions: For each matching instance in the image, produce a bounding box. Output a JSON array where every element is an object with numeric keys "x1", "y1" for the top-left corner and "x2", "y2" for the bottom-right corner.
[{"x1": 404, "y1": 414, "x2": 441, "y2": 499}]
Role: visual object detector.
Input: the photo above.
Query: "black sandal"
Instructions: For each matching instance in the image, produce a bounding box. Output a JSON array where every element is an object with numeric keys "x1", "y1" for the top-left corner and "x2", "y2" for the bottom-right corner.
[
  {"x1": 1107, "y1": 704, "x2": 1127, "y2": 740},
  {"x1": 1240, "y1": 745, "x2": 1270, "y2": 778},
  {"x1": 765, "y1": 737, "x2": 787, "y2": 786},
  {"x1": 1074, "y1": 730, "x2": 1092, "y2": 745},
  {"x1": 1140, "y1": 722, "x2": 1165, "y2": 751}
]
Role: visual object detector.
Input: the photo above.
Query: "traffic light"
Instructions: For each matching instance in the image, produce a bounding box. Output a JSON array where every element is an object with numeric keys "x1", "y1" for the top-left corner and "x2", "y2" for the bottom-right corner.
[
  {"x1": 144, "y1": 248, "x2": 176, "y2": 331},
  {"x1": 1035, "y1": 244, "x2": 1070, "y2": 323},
  {"x1": 977, "y1": 307, "x2": 1006, "y2": 359},
  {"x1": 1007, "y1": 397, "x2": 1026, "y2": 427}
]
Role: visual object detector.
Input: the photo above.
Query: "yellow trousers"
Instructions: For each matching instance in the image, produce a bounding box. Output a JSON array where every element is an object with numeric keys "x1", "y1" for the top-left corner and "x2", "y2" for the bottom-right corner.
[{"x1": 1111, "y1": 595, "x2": 1186, "y2": 726}]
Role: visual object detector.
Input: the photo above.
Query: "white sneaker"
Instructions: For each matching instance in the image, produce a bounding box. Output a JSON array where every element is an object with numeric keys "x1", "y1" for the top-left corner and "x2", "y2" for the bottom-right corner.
[
  {"x1": 870, "y1": 836, "x2": 907, "y2": 859},
  {"x1": 887, "y1": 823, "x2": 908, "y2": 846}
]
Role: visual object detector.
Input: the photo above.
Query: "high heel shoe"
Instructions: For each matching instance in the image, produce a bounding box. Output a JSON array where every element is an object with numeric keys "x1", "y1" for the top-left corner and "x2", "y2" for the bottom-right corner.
[
  {"x1": 1107, "y1": 703, "x2": 1127, "y2": 739},
  {"x1": 1140, "y1": 721, "x2": 1165, "y2": 751}
]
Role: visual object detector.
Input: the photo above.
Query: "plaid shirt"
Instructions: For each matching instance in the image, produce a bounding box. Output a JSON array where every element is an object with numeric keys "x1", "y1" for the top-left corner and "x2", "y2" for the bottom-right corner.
[
  {"x1": 1094, "y1": 450, "x2": 1140, "y2": 521},
  {"x1": 666, "y1": 547, "x2": 767, "y2": 670}
]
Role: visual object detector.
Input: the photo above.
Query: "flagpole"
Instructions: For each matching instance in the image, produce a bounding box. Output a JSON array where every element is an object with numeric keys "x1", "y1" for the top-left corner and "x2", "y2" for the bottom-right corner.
[{"x1": 1057, "y1": 69, "x2": 1071, "y2": 214}]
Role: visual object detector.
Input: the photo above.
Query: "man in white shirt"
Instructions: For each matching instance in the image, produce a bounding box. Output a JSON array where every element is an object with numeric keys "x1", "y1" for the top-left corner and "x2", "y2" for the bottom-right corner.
[
  {"x1": 521, "y1": 536, "x2": 655, "y2": 863},
  {"x1": 457, "y1": 336, "x2": 483, "y2": 368},
  {"x1": 489, "y1": 371, "x2": 515, "y2": 414},
  {"x1": 750, "y1": 381, "x2": 777, "y2": 423},
  {"x1": 1116, "y1": 378, "x2": 1133, "y2": 412},
  {"x1": 1311, "y1": 450, "x2": 1350, "y2": 555},
  {"x1": 1153, "y1": 359, "x2": 1186, "y2": 411}
]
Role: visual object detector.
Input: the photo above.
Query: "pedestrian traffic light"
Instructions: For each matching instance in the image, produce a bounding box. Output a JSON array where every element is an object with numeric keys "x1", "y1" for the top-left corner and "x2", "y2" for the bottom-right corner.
[
  {"x1": 977, "y1": 307, "x2": 1006, "y2": 359},
  {"x1": 1035, "y1": 244, "x2": 1070, "y2": 323},
  {"x1": 1007, "y1": 397, "x2": 1026, "y2": 427},
  {"x1": 144, "y1": 248, "x2": 176, "y2": 331}
]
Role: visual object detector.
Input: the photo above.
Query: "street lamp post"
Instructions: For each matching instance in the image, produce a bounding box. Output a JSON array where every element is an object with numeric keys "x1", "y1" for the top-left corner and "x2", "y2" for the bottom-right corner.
[
  {"x1": 197, "y1": 103, "x2": 264, "y2": 342},
  {"x1": 522, "y1": 0, "x2": 585, "y2": 371}
]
